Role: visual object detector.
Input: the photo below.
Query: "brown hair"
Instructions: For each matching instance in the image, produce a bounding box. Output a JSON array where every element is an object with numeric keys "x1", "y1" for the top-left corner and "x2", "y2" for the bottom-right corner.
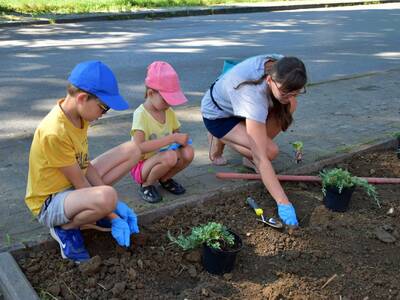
[
  {"x1": 235, "y1": 56, "x2": 307, "y2": 131},
  {"x1": 67, "y1": 83, "x2": 96, "y2": 99}
]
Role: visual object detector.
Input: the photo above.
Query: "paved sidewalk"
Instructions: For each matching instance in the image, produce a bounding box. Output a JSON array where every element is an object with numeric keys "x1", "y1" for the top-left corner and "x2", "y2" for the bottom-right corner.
[
  {"x1": 0, "y1": 68, "x2": 399, "y2": 251},
  {"x1": 0, "y1": 0, "x2": 398, "y2": 27}
]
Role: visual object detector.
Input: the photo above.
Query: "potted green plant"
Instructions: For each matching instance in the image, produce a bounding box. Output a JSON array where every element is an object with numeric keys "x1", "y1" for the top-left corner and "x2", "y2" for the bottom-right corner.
[
  {"x1": 320, "y1": 168, "x2": 380, "y2": 212},
  {"x1": 167, "y1": 222, "x2": 242, "y2": 275},
  {"x1": 393, "y1": 132, "x2": 400, "y2": 159},
  {"x1": 291, "y1": 141, "x2": 304, "y2": 164}
]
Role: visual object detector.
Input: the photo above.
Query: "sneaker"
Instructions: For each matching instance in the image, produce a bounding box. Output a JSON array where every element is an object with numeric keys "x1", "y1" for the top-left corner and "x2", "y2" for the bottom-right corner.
[
  {"x1": 138, "y1": 185, "x2": 162, "y2": 203},
  {"x1": 50, "y1": 226, "x2": 90, "y2": 263}
]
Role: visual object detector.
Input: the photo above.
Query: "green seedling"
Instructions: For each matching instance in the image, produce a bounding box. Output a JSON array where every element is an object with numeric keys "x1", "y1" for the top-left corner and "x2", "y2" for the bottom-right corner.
[
  {"x1": 291, "y1": 141, "x2": 304, "y2": 163},
  {"x1": 291, "y1": 141, "x2": 304, "y2": 151},
  {"x1": 320, "y1": 168, "x2": 380, "y2": 207},
  {"x1": 167, "y1": 222, "x2": 234, "y2": 251}
]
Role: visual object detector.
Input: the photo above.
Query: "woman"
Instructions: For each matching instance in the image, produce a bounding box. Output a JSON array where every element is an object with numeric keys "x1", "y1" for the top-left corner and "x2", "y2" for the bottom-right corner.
[{"x1": 201, "y1": 54, "x2": 307, "y2": 226}]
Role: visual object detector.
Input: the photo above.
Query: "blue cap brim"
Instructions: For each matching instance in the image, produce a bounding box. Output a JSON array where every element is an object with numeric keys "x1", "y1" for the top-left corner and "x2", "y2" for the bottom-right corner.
[{"x1": 97, "y1": 92, "x2": 130, "y2": 111}]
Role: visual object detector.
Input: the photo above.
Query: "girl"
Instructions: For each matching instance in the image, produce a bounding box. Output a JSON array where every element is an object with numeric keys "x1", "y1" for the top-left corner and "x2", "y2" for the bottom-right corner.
[
  {"x1": 201, "y1": 54, "x2": 307, "y2": 226},
  {"x1": 130, "y1": 61, "x2": 194, "y2": 203}
]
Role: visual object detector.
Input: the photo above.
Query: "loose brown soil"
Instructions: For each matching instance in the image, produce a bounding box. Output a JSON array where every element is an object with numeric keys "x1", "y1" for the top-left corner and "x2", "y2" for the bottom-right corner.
[{"x1": 17, "y1": 149, "x2": 400, "y2": 299}]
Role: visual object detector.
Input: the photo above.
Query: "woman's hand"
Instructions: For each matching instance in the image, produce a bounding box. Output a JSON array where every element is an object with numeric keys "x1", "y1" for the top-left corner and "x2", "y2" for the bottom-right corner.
[{"x1": 277, "y1": 203, "x2": 299, "y2": 227}]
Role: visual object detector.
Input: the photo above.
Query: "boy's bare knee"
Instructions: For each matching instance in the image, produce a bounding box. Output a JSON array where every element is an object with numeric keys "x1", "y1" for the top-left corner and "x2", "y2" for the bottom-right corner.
[
  {"x1": 95, "y1": 185, "x2": 117, "y2": 213},
  {"x1": 163, "y1": 150, "x2": 178, "y2": 167}
]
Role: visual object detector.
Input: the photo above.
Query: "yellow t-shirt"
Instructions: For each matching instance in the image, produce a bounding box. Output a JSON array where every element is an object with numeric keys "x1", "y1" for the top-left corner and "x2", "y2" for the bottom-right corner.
[
  {"x1": 131, "y1": 104, "x2": 180, "y2": 159},
  {"x1": 25, "y1": 99, "x2": 90, "y2": 216}
]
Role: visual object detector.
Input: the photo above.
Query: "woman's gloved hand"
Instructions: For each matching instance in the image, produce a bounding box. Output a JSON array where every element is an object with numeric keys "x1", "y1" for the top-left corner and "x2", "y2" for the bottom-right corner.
[
  {"x1": 277, "y1": 203, "x2": 299, "y2": 227},
  {"x1": 114, "y1": 201, "x2": 139, "y2": 234},
  {"x1": 111, "y1": 218, "x2": 131, "y2": 247}
]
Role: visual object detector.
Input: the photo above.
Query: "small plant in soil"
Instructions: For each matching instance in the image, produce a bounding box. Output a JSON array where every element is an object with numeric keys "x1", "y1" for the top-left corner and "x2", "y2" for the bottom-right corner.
[
  {"x1": 320, "y1": 168, "x2": 380, "y2": 207},
  {"x1": 167, "y1": 222, "x2": 235, "y2": 251},
  {"x1": 291, "y1": 141, "x2": 304, "y2": 163}
]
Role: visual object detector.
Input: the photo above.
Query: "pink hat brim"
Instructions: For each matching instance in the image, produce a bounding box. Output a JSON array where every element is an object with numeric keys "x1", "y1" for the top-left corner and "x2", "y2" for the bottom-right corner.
[{"x1": 159, "y1": 89, "x2": 188, "y2": 106}]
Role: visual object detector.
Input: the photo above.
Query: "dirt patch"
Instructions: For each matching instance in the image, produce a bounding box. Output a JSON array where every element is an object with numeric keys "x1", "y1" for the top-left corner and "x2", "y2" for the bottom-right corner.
[{"x1": 17, "y1": 149, "x2": 400, "y2": 299}]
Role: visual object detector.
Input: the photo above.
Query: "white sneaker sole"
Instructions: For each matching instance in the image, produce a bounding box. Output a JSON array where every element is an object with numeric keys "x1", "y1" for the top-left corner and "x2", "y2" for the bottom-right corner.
[{"x1": 49, "y1": 227, "x2": 67, "y2": 259}]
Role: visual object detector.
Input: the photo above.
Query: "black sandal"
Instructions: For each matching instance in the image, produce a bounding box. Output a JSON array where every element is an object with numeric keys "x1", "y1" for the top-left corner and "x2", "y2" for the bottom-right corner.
[
  {"x1": 159, "y1": 178, "x2": 186, "y2": 195},
  {"x1": 138, "y1": 185, "x2": 163, "y2": 203}
]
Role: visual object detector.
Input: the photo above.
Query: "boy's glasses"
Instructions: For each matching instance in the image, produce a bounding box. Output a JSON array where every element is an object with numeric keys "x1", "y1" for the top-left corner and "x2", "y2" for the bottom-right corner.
[
  {"x1": 271, "y1": 79, "x2": 306, "y2": 98},
  {"x1": 96, "y1": 99, "x2": 110, "y2": 114}
]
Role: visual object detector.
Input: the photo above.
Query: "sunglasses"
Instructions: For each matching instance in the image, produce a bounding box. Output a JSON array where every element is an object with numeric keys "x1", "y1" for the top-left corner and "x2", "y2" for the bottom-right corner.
[
  {"x1": 95, "y1": 99, "x2": 110, "y2": 114},
  {"x1": 271, "y1": 79, "x2": 306, "y2": 98}
]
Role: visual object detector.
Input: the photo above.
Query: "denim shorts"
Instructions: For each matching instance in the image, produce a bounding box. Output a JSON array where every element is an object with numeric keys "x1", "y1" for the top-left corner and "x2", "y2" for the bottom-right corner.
[
  {"x1": 38, "y1": 188, "x2": 72, "y2": 228},
  {"x1": 203, "y1": 116, "x2": 244, "y2": 139}
]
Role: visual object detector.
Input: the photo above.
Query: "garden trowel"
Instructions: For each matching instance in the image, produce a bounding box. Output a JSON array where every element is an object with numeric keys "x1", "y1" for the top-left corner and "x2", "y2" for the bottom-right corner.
[{"x1": 246, "y1": 197, "x2": 283, "y2": 229}]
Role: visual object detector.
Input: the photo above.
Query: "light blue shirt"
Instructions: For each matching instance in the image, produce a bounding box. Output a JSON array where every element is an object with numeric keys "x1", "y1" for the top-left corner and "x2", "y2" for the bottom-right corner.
[{"x1": 201, "y1": 54, "x2": 283, "y2": 123}]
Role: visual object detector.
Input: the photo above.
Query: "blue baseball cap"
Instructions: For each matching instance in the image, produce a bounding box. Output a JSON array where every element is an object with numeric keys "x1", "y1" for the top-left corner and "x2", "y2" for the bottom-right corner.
[{"x1": 68, "y1": 60, "x2": 129, "y2": 111}]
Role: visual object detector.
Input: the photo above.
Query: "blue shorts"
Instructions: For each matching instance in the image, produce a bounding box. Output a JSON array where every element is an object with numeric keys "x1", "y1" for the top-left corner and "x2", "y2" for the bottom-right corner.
[{"x1": 203, "y1": 116, "x2": 244, "y2": 139}]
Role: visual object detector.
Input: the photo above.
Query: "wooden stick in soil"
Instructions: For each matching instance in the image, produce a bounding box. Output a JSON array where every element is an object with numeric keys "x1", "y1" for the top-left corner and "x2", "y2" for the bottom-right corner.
[
  {"x1": 216, "y1": 173, "x2": 400, "y2": 184},
  {"x1": 97, "y1": 282, "x2": 107, "y2": 290},
  {"x1": 321, "y1": 273, "x2": 338, "y2": 289},
  {"x1": 62, "y1": 280, "x2": 82, "y2": 300}
]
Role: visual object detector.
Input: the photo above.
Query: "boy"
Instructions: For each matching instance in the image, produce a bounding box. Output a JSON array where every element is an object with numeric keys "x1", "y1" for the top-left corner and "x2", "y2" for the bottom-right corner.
[{"x1": 25, "y1": 60, "x2": 189, "y2": 262}]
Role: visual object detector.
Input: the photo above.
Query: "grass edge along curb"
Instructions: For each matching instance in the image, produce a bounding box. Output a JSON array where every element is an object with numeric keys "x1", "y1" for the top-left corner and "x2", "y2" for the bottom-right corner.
[{"x1": 0, "y1": 0, "x2": 399, "y2": 27}]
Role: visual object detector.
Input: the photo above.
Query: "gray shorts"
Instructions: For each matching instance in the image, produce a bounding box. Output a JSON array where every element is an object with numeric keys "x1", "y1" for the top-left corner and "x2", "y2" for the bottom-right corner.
[{"x1": 38, "y1": 188, "x2": 72, "y2": 228}]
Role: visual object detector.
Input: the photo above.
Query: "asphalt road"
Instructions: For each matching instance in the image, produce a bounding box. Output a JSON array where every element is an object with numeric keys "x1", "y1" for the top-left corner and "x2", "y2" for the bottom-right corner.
[{"x1": 0, "y1": 3, "x2": 399, "y2": 139}]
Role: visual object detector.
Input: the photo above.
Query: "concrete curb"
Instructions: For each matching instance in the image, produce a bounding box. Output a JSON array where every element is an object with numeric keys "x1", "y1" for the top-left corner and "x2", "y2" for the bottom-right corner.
[
  {"x1": 0, "y1": 252, "x2": 39, "y2": 300},
  {"x1": 0, "y1": 0, "x2": 399, "y2": 28}
]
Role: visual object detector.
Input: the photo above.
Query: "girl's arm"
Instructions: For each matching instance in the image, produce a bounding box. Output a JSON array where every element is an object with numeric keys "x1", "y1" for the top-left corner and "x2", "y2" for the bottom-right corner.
[
  {"x1": 133, "y1": 130, "x2": 189, "y2": 154},
  {"x1": 245, "y1": 119, "x2": 290, "y2": 205}
]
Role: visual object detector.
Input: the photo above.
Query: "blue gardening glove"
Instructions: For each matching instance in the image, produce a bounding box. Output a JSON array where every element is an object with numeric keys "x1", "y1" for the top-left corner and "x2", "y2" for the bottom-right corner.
[
  {"x1": 115, "y1": 201, "x2": 139, "y2": 234},
  {"x1": 111, "y1": 218, "x2": 131, "y2": 247},
  {"x1": 278, "y1": 203, "x2": 299, "y2": 227},
  {"x1": 159, "y1": 138, "x2": 193, "y2": 152}
]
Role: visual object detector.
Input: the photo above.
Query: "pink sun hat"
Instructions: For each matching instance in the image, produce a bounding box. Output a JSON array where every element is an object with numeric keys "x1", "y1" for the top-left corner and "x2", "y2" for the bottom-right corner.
[{"x1": 145, "y1": 61, "x2": 188, "y2": 106}]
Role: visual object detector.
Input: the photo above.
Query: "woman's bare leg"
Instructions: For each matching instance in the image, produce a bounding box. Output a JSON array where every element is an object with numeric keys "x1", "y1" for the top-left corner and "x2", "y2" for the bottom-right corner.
[
  {"x1": 207, "y1": 132, "x2": 228, "y2": 165},
  {"x1": 222, "y1": 121, "x2": 279, "y2": 161}
]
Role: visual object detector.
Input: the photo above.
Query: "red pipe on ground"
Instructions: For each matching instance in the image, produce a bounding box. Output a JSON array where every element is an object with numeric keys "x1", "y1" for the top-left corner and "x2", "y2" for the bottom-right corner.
[{"x1": 215, "y1": 173, "x2": 400, "y2": 184}]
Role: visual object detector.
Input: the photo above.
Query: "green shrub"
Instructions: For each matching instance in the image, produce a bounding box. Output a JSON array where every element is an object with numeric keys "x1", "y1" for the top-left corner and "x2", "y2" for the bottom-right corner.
[
  {"x1": 320, "y1": 168, "x2": 380, "y2": 207},
  {"x1": 392, "y1": 131, "x2": 400, "y2": 139},
  {"x1": 167, "y1": 222, "x2": 234, "y2": 251}
]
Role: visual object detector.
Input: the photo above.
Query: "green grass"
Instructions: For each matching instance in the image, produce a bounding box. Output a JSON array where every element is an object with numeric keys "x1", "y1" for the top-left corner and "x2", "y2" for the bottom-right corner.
[{"x1": 0, "y1": 0, "x2": 297, "y2": 15}]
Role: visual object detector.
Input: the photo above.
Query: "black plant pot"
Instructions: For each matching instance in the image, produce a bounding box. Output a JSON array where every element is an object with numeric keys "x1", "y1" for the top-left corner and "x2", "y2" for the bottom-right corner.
[
  {"x1": 202, "y1": 230, "x2": 242, "y2": 275},
  {"x1": 323, "y1": 186, "x2": 355, "y2": 212}
]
